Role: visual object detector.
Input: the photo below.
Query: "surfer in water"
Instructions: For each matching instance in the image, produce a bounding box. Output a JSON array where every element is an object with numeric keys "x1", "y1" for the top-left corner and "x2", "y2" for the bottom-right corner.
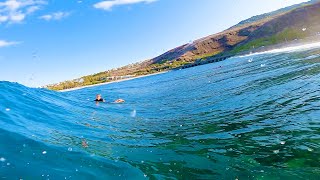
[{"x1": 94, "y1": 94, "x2": 125, "y2": 103}]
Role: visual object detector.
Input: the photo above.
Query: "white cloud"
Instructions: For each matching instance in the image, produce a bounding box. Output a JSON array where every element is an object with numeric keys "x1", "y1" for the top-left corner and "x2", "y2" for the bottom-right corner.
[
  {"x1": 94, "y1": 0, "x2": 157, "y2": 11},
  {"x1": 39, "y1": 11, "x2": 70, "y2": 21},
  {"x1": 0, "y1": 0, "x2": 46, "y2": 24},
  {"x1": 0, "y1": 40, "x2": 20, "y2": 47}
]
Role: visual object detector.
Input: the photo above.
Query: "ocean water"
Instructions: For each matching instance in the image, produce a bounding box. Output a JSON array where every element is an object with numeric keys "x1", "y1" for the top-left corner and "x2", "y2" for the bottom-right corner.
[{"x1": 1, "y1": 46, "x2": 320, "y2": 179}]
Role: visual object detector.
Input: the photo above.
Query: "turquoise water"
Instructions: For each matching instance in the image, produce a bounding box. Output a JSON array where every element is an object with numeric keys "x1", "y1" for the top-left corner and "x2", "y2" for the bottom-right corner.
[{"x1": 1, "y1": 47, "x2": 320, "y2": 179}]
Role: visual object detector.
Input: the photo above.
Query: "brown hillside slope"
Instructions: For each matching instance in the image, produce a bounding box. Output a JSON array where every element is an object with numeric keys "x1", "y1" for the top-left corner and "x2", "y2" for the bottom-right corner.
[
  {"x1": 46, "y1": 1, "x2": 320, "y2": 90},
  {"x1": 151, "y1": 1, "x2": 320, "y2": 63}
]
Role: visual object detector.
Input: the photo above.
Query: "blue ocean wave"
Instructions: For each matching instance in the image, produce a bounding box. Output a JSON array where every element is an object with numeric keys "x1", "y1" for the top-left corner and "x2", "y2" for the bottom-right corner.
[{"x1": 1, "y1": 47, "x2": 320, "y2": 179}]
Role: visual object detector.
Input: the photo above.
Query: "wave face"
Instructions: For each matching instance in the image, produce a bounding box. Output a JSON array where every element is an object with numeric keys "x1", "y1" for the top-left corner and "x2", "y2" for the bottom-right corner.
[{"x1": 1, "y1": 47, "x2": 320, "y2": 179}]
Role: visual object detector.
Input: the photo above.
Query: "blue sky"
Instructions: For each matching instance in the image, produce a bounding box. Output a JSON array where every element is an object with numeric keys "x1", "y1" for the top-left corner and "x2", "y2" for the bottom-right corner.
[{"x1": 0, "y1": 0, "x2": 309, "y2": 87}]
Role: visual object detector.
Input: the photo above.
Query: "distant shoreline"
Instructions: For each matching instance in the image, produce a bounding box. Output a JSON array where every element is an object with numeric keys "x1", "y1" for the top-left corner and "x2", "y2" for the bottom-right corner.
[{"x1": 59, "y1": 71, "x2": 169, "y2": 92}]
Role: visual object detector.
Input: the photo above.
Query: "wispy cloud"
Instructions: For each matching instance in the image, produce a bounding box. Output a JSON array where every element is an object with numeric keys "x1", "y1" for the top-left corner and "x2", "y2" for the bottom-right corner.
[
  {"x1": 94, "y1": 0, "x2": 157, "y2": 11},
  {"x1": 0, "y1": 0, "x2": 46, "y2": 24},
  {"x1": 39, "y1": 11, "x2": 70, "y2": 21},
  {"x1": 0, "y1": 40, "x2": 20, "y2": 47}
]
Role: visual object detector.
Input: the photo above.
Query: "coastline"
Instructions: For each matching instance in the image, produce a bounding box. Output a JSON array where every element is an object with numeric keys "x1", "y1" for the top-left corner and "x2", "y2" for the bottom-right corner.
[
  {"x1": 59, "y1": 71, "x2": 169, "y2": 92},
  {"x1": 57, "y1": 40, "x2": 320, "y2": 93}
]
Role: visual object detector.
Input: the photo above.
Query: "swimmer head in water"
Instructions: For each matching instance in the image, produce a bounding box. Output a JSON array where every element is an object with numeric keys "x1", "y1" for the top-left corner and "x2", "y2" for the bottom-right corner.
[{"x1": 95, "y1": 94, "x2": 105, "y2": 102}]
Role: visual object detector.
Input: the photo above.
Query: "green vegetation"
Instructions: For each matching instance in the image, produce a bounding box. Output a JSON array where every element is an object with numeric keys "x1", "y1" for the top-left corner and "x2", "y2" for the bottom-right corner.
[
  {"x1": 230, "y1": 28, "x2": 309, "y2": 54},
  {"x1": 193, "y1": 52, "x2": 220, "y2": 60},
  {"x1": 46, "y1": 59, "x2": 190, "y2": 91}
]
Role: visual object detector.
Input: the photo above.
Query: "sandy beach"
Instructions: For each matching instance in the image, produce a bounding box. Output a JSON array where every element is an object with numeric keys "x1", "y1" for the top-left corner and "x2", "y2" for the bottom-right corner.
[{"x1": 59, "y1": 71, "x2": 169, "y2": 92}]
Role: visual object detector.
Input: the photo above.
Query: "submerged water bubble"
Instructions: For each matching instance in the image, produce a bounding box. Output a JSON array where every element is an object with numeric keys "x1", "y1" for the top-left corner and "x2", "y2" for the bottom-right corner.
[
  {"x1": 130, "y1": 109, "x2": 137, "y2": 117},
  {"x1": 280, "y1": 141, "x2": 286, "y2": 145},
  {"x1": 68, "y1": 147, "x2": 73, "y2": 151},
  {"x1": 0, "y1": 157, "x2": 6, "y2": 162},
  {"x1": 307, "y1": 148, "x2": 313, "y2": 152},
  {"x1": 42, "y1": 151, "x2": 47, "y2": 155},
  {"x1": 273, "y1": 150, "x2": 280, "y2": 154},
  {"x1": 5, "y1": 108, "x2": 10, "y2": 112},
  {"x1": 248, "y1": 58, "x2": 253, "y2": 62},
  {"x1": 260, "y1": 64, "x2": 266, "y2": 67}
]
